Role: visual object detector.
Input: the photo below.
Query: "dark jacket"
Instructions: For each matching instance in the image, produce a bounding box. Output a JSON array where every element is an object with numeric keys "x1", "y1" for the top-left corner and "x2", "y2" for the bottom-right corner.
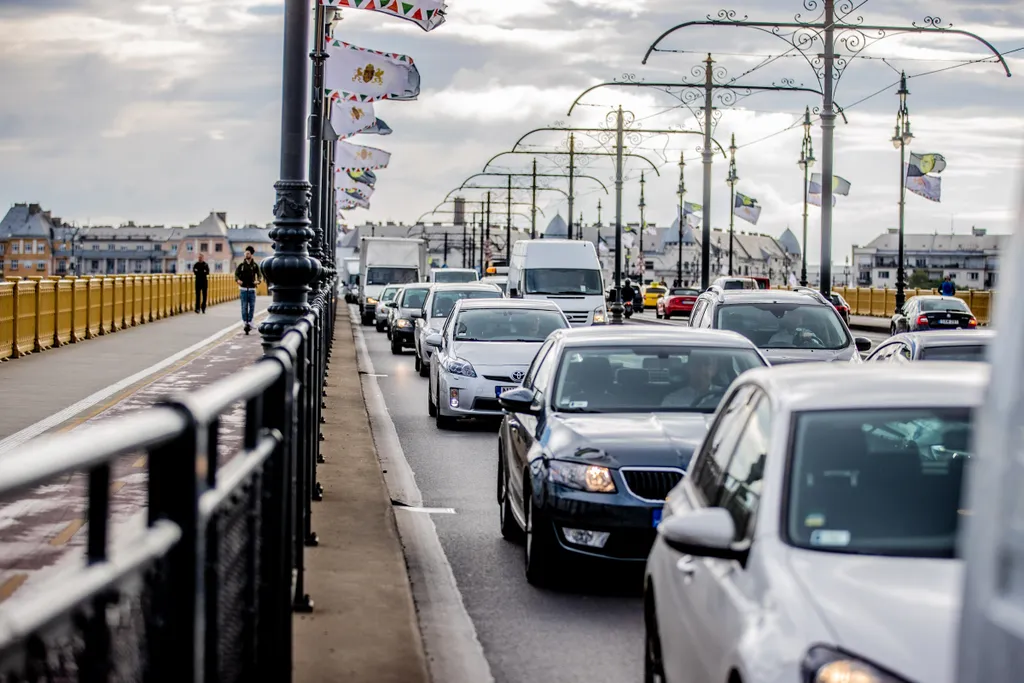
[
  {"x1": 235, "y1": 260, "x2": 262, "y2": 289},
  {"x1": 193, "y1": 261, "x2": 210, "y2": 285},
  {"x1": 940, "y1": 280, "x2": 955, "y2": 296}
]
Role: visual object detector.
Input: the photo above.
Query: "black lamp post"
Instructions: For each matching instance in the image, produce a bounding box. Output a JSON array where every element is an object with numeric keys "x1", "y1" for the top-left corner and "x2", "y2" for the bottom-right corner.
[
  {"x1": 725, "y1": 134, "x2": 738, "y2": 276},
  {"x1": 892, "y1": 72, "x2": 914, "y2": 310},
  {"x1": 638, "y1": 171, "x2": 646, "y2": 285},
  {"x1": 676, "y1": 152, "x2": 685, "y2": 287},
  {"x1": 797, "y1": 106, "x2": 815, "y2": 287}
]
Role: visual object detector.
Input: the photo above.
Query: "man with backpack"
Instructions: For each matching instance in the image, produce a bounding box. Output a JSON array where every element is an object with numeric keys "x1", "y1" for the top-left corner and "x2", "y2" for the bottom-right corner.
[{"x1": 235, "y1": 246, "x2": 262, "y2": 335}]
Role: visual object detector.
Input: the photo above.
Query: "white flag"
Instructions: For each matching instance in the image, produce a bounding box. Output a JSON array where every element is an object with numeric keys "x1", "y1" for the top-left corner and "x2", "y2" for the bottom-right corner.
[
  {"x1": 336, "y1": 172, "x2": 376, "y2": 199},
  {"x1": 734, "y1": 192, "x2": 762, "y2": 225},
  {"x1": 788, "y1": 272, "x2": 799, "y2": 288},
  {"x1": 336, "y1": 140, "x2": 391, "y2": 171},
  {"x1": 322, "y1": 0, "x2": 448, "y2": 32},
  {"x1": 342, "y1": 187, "x2": 371, "y2": 209},
  {"x1": 324, "y1": 40, "x2": 420, "y2": 103},
  {"x1": 807, "y1": 191, "x2": 837, "y2": 207},
  {"x1": 329, "y1": 101, "x2": 378, "y2": 140}
]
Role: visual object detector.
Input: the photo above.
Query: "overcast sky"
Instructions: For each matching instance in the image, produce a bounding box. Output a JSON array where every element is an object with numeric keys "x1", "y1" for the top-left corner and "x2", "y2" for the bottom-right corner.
[{"x1": 1, "y1": 0, "x2": 1022, "y2": 264}]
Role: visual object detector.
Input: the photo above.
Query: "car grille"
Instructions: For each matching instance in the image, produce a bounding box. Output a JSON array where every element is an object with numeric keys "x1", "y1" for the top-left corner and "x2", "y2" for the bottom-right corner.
[
  {"x1": 565, "y1": 311, "x2": 590, "y2": 323},
  {"x1": 472, "y1": 398, "x2": 502, "y2": 412},
  {"x1": 621, "y1": 469, "x2": 685, "y2": 502},
  {"x1": 483, "y1": 374, "x2": 514, "y2": 382}
]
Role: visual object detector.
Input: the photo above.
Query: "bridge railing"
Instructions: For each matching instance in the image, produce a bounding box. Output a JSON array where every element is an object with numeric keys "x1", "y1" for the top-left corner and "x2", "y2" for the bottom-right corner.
[{"x1": 0, "y1": 287, "x2": 335, "y2": 683}]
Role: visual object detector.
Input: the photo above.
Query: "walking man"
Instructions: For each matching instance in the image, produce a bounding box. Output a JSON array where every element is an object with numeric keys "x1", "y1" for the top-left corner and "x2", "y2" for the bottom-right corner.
[
  {"x1": 193, "y1": 253, "x2": 210, "y2": 314},
  {"x1": 236, "y1": 246, "x2": 262, "y2": 334}
]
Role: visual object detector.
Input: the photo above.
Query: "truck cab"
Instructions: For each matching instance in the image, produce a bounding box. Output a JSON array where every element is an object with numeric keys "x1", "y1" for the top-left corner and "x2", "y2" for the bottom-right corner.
[
  {"x1": 506, "y1": 239, "x2": 607, "y2": 326},
  {"x1": 359, "y1": 237, "x2": 428, "y2": 326}
]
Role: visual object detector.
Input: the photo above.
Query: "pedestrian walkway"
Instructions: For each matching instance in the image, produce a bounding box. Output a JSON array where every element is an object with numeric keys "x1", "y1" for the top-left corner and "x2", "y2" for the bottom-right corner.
[
  {"x1": 0, "y1": 297, "x2": 270, "y2": 604},
  {"x1": 0, "y1": 296, "x2": 271, "y2": 450}
]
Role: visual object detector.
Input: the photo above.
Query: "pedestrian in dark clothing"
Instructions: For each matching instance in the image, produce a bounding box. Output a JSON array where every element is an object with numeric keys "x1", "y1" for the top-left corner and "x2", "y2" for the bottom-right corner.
[
  {"x1": 193, "y1": 253, "x2": 210, "y2": 313},
  {"x1": 236, "y1": 246, "x2": 262, "y2": 334},
  {"x1": 940, "y1": 276, "x2": 956, "y2": 297}
]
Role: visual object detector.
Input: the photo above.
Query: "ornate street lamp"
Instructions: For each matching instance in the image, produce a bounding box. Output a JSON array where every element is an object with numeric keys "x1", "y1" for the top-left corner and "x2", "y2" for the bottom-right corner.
[
  {"x1": 797, "y1": 106, "x2": 816, "y2": 287},
  {"x1": 725, "y1": 133, "x2": 738, "y2": 276},
  {"x1": 638, "y1": 171, "x2": 646, "y2": 285},
  {"x1": 892, "y1": 72, "x2": 914, "y2": 309}
]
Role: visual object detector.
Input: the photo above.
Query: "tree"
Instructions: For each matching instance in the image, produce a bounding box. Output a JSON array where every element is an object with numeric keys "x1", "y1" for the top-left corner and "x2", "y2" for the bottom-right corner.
[{"x1": 908, "y1": 270, "x2": 939, "y2": 290}]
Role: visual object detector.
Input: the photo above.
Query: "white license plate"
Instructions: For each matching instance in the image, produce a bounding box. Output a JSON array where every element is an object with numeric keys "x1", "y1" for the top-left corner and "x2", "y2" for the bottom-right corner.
[
  {"x1": 495, "y1": 386, "x2": 516, "y2": 397},
  {"x1": 938, "y1": 319, "x2": 958, "y2": 325}
]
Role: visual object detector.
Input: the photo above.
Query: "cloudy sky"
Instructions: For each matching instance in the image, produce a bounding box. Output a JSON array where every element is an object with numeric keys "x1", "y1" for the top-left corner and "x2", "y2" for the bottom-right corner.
[{"x1": 1, "y1": 0, "x2": 1022, "y2": 264}]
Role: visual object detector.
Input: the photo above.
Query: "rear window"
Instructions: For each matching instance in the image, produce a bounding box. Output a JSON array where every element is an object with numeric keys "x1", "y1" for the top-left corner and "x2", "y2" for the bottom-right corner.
[
  {"x1": 431, "y1": 289, "x2": 503, "y2": 318},
  {"x1": 717, "y1": 302, "x2": 850, "y2": 350},
  {"x1": 920, "y1": 345, "x2": 988, "y2": 362},
  {"x1": 920, "y1": 298, "x2": 970, "y2": 313},
  {"x1": 647, "y1": 287, "x2": 666, "y2": 295},
  {"x1": 452, "y1": 308, "x2": 567, "y2": 342},
  {"x1": 671, "y1": 288, "x2": 699, "y2": 296},
  {"x1": 434, "y1": 270, "x2": 478, "y2": 283}
]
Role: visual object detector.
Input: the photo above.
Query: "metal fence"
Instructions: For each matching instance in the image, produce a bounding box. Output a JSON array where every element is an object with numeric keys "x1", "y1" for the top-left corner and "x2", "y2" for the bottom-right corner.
[{"x1": 0, "y1": 288, "x2": 335, "y2": 683}]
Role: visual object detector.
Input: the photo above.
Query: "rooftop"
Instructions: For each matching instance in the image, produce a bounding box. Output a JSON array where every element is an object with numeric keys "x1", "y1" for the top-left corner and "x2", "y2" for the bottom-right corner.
[{"x1": 558, "y1": 326, "x2": 759, "y2": 349}]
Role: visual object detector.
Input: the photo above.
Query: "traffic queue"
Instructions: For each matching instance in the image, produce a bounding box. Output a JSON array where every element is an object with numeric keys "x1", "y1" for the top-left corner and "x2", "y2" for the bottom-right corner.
[{"x1": 356, "y1": 236, "x2": 988, "y2": 683}]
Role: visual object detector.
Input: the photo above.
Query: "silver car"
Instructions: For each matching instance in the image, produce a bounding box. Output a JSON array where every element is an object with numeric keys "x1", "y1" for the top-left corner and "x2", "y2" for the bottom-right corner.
[
  {"x1": 414, "y1": 282, "x2": 503, "y2": 377},
  {"x1": 374, "y1": 284, "x2": 402, "y2": 332},
  {"x1": 645, "y1": 362, "x2": 986, "y2": 683},
  {"x1": 425, "y1": 299, "x2": 569, "y2": 428}
]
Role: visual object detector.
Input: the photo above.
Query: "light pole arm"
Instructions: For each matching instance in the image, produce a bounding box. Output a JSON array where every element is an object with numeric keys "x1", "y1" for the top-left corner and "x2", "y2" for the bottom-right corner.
[
  {"x1": 456, "y1": 184, "x2": 570, "y2": 198},
  {"x1": 483, "y1": 149, "x2": 662, "y2": 176},
  {"x1": 444, "y1": 172, "x2": 609, "y2": 199},
  {"x1": 512, "y1": 125, "x2": 727, "y2": 158}
]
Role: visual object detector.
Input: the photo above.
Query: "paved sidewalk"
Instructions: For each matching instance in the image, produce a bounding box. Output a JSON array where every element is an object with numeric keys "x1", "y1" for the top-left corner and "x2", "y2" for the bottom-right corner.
[
  {"x1": 0, "y1": 296, "x2": 269, "y2": 447},
  {"x1": 293, "y1": 306, "x2": 429, "y2": 683}
]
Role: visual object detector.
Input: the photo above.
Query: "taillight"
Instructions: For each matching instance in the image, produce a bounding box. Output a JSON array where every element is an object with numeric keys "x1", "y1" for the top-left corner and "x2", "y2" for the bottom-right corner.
[
  {"x1": 916, "y1": 315, "x2": 929, "y2": 326},
  {"x1": 968, "y1": 317, "x2": 978, "y2": 327}
]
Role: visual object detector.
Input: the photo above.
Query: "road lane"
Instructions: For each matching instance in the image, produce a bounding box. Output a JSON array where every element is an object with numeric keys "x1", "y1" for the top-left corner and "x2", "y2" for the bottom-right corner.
[{"x1": 360, "y1": 322, "x2": 643, "y2": 683}]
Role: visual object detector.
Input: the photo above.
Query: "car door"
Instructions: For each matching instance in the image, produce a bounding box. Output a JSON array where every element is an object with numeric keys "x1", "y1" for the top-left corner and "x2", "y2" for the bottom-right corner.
[
  {"x1": 688, "y1": 299, "x2": 707, "y2": 328},
  {"x1": 689, "y1": 392, "x2": 771, "y2": 683},
  {"x1": 867, "y1": 342, "x2": 895, "y2": 362},
  {"x1": 506, "y1": 339, "x2": 556, "y2": 511},
  {"x1": 660, "y1": 385, "x2": 757, "y2": 682},
  {"x1": 430, "y1": 312, "x2": 455, "y2": 397},
  {"x1": 415, "y1": 291, "x2": 432, "y2": 355}
]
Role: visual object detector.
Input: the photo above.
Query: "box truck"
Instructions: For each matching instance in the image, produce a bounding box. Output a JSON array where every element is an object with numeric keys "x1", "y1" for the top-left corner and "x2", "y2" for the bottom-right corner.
[{"x1": 358, "y1": 237, "x2": 428, "y2": 325}]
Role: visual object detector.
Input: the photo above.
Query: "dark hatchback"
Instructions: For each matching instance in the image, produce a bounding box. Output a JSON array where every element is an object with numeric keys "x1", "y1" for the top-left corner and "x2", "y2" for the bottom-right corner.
[
  {"x1": 387, "y1": 284, "x2": 431, "y2": 354},
  {"x1": 495, "y1": 327, "x2": 768, "y2": 586},
  {"x1": 890, "y1": 295, "x2": 978, "y2": 334}
]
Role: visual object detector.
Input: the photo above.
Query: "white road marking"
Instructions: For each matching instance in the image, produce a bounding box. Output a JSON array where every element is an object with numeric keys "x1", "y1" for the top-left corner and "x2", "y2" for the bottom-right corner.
[
  {"x1": 0, "y1": 309, "x2": 266, "y2": 456},
  {"x1": 351, "y1": 308, "x2": 495, "y2": 683}
]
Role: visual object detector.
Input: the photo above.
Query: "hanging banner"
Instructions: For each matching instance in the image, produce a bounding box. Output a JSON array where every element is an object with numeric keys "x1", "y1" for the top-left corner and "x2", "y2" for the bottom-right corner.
[
  {"x1": 342, "y1": 187, "x2": 371, "y2": 209},
  {"x1": 322, "y1": 0, "x2": 448, "y2": 32},
  {"x1": 329, "y1": 100, "x2": 379, "y2": 140},
  {"x1": 336, "y1": 140, "x2": 391, "y2": 171},
  {"x1": 908, "y1": 152, "x2": 947, "y2": 177},
  {"x1": 336, "y1": 172, "x2": 376, "y2": 199},
  {"x1": 905, "y1": 170, "x2": 942, "y2": 203},
  {"x1": 809, "y1": 173, "x2": 852, "y2": 196},
  {"x1": 734, "y1": 192, "x2": 762, "y2": 225},
  {"x1": 324, "y1": 40, "x2": 420, "y2": 103}
]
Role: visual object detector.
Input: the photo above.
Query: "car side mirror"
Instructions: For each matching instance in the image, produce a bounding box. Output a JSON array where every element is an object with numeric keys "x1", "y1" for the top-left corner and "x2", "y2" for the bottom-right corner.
[
  {"x1": 854, "y1": 337, "x2": 872, "y2": 353},
  {"x1": 509, "y1": 288, "x2": 519, "y2": 298},
  {"x1": 386, "y1": 301, "x2": 397, "y2": 308},
  {"x1": 498, "y1": 387, "x2": 539, "y2": 415},
  {"x1": 410, "y1": 310, "x2": 424, "y2": 319},
  {"x1": 425, "y1": 333, "x2": 442, "y2": 348},
  {"x1": 657, "y1": 508, "x2": 742, "y2": 561}
]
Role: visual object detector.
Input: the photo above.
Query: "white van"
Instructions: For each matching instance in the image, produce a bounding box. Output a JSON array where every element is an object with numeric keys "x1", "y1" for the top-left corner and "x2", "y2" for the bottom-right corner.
[{"x1": 507, "y1": 239, "x2": 607, "y2": 325}]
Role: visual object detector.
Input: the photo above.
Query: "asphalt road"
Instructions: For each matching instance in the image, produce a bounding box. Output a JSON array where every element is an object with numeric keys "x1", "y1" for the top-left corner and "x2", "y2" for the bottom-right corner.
[{"x1": 362, "y1": 325, "x2": 644, "y2": 683}]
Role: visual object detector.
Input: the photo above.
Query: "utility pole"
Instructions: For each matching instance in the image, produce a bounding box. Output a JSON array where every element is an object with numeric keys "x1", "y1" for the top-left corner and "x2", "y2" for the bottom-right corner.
[
  {"x1": 611, "y1": 105, "x2": 625, "y2": 324},
  {"x1": 893, "y1": 72, "x2": 913, "y2": 310},
  {"x1": 726, "y1": 133, "x2": 738, "y2": 276},
  {"x1": 819, "y1": 0, "x2": 836, "y2": 295},
  {"x1": 485, "y1": 192, "x2": 492, "y2": 269},
  {"x1": 567, "y1": 133, "x2": 576, "y2": 239},
  {"x1": 462, "y1": 212, "x2": 468, "y2": 268},
  {"x1": 638, "y1": 171, "x2": 647, "y2": 285},
  {"x1": 701, "y1": 53, "x2": 714, "y2": 290},
  {"x1": 677, "y1": 153, "x2": 685, "y2": 287},
  {"x1": 597, "y1": 199, "x2": 602, "y2": 226},
  {"x1": 531, "y1": 158, "x2": 538, "y2": 239},
  {"x1": 798, "y1": 106, "x2": 815, "y2": 287},
  {"x1": 506, "y1": 174, "x2": 512, "y2": 262},
  {"x1": 443, "y1": 232, "x2": 449, "y2": 265}
]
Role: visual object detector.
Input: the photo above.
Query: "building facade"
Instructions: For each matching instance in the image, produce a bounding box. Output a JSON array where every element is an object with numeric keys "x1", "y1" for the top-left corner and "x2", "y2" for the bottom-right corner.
[
  {"x1": 0, "y1": 204, "x2": 61, "y2": 279},
  {"x1": 852, "y1": 227, "x2": 1005, "y2": 290}
]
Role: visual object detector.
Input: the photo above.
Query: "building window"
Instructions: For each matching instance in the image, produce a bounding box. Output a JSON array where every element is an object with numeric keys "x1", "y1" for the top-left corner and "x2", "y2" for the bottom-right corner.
[
  {"x1": 0, "y1": 260, "x2": 4, "y2": 271},
  {"x1": 154, "y1": 244, "x2": 161, "y2": 252},
  {"x1": 215, "y1": 243, "x2": 224, "y2": 253},
  {"x1": 11, "y1": 243, "x2": 19, "y2": 254},
  {"x1": 36, "y1": 261, "x2": 46, "y2": 271},
  {"x1": 214, "y1": 262, "x2": 223, "y2": 272},
  {"x1": 949, "y1": 273, "x2": 956, "y2": 280},
  {"x1": 91, "y1": 260, "x2": 99, "y2": 271},
  {"x1": 200, "y1": 242, "x2": 209, "y2": 252},
  {"x1": 36, "y1": 241, "x2": 45, "y2": 253},
  {"x1": 915, "y1": 258, "x2": 926, "y2": 267},
  {"x1": 10, "y1": 260, "x2": 18, "y2": 270},
  {"x1": 57, "y1": 261, "x2": 67, "y2": 274},
  {"x1": 878, "y1": 270, "x2": 890, "y2": 279},
  {"x1": 969, "y1": 272, "x2": 979, "y2": 281},
  {"x1": 186, "y1": 242, "x2": 194, "y2": 253},
  {"x1": 137, "y1": 245, "x2": 145, "y2": 250}
]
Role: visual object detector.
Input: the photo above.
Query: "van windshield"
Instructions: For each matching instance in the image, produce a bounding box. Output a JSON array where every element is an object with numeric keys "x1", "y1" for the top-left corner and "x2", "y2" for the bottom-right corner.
[
  {"x1": 434, "y1": 270, "x2": 478, "y2": 283},
  {"x1": 525, "y1": 269, "x2": 602, "y2": 295},
  {"x1": 367, "y1": 267, "x2": 418, "y2": 286}
]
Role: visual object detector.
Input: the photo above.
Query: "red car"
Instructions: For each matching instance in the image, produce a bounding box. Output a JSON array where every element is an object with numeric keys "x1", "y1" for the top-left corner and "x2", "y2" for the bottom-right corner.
[
  {"x1": 830, "y1": 293, "x2": 851, "y2": 324},
  {"x1": 657, "y1": 287, "x2": 700, "y2": 320}
]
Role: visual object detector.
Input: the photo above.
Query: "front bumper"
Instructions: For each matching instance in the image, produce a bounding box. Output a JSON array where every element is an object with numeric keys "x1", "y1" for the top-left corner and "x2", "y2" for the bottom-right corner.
[
  {"x1": 375, "y1": 308, "x2": 391, "y2": 325},
  {"x1": 535, "y1": 480, "x2": 663, "y2": 562},
  {"x1": 362, "y1": 302, "x2": 377, "y2": 318},
  {"x1": 391, "y1": 325, "x2": 415, "y2": 347},
  {"x1": 437, "y1": 369, "x2": 525, "y2": 417}
]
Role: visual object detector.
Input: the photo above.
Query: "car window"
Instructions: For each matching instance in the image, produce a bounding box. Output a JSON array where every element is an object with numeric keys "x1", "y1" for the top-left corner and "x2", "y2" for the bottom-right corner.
[
  {"x1": 921, "y1": 298, "x2": 970, "y2": 313},
  {"x1": 717, "y1": 394, "x2": 770, "y2": 541},
  {"x1": 688, "y1": 300, "x2": 706, "y2": 327},
  {"x1": 431, "y1": 289, "x2": 503, "y2": 318},
  {"x1": 869, "y1": 344, "x2": 894, "y2": 362},
  {"x1": 689, "y1": 385, "x2": 756, "y2": 505},
  {"x1": 717, "y1": 302, "x2": 850, "y2": 350},
  {"x1": 698, "y1": 302, "x2": 714, "y2": 328},
  {"x1": 523, "y1": 339, "x2": 555, "y2": 389},
  {"x1": 401, "y1": 288, "x2": 428, "y2": 309},
  {"x1": 919, "y1": 345, "x2": 989, "y2": 362},
  {"x1": 897, "y1": 343, "x2": 913, "y2": 362},
  {"x1": 532, "y1": 344, "x2": 560, "y2": 395},
  {"x1": 381, "y1": 287, "x2": 399, "y2": 303},
  {"x1": 452, "y1": 308, "x2": 567, "y2": 342}
]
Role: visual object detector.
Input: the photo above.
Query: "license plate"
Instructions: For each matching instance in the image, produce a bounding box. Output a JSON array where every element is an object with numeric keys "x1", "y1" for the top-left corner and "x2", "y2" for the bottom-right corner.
[
  {"x1": 495, "y1": 386, "x2": 516, "y2": 397},
  {"x1": 652, "y1": 508, "x2": 663, "y2": 528},
  {"x1": 938, "y1": 319, "x2": 958, "y2": 325}
]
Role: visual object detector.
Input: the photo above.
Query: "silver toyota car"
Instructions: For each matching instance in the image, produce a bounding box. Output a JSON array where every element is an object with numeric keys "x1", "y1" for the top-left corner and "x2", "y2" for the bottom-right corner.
[
  {"x1": 414, "y1": 282, "x2": 503, "y2": 377},
  {"x1": 425, "y1": 299, "x2": 569, "y2": 429}
]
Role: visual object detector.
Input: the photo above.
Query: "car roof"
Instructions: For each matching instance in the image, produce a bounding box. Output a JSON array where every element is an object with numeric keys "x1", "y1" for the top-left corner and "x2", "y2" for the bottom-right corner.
[
  {"x1": 429, "y1": 282, "x2": 502, "y2": 293},
  {"x1": 398, "y1": 283, "x2": 431, "y2": 290},
  {"x1": 553, "y1": 326, "x2": 762, "y2": 350},
  {"x1": 432, "y1": 267, "x2": 474, "y2": 272},
  {"x1": 890, "y1": 330, "x2": 996, "y2": 347},
  {"x1": 742, "y1": 363, "x2": 989, "y2": 412},
  {"x1": 455, "y1": 298, "x2": 561, "y2": 311},
  {"x1": 711, "y1": 290, "x2": 830, "y2": 305},
  {"x1": 912, "y1": 295, "x2": 965, "y2": 301},
  {"x1": 480, "y1": 275, "x2": 507, "y2": 281}
]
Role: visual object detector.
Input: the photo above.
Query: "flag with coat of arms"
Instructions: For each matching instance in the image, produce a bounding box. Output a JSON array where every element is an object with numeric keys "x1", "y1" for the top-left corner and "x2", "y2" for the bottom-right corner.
[
  {"x1": 324, "y1": 41, "x2": 420, "y2": 103},
  {"x1": 734, "y1": 193, "x2": 762, "y2": 225},
  {"x1": 328, "y1": 101, "x2": 394, "y2": 141},
  {"x1": 321, "y1": 0, "x2": 447, "y2": 32},
  {"x1": 904, "y1": 152, "x2": 946, "y2": 203},
  {"x1": 336, "y1": 140, "x2": 391, "y2": 171}
]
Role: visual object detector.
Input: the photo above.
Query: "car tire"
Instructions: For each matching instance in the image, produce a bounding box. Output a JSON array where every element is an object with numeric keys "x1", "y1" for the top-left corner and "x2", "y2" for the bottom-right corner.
[
  {"x1": 524, "y1": 489, "x2": 559, "y2": 587},
  {"x1": 664, "y1": 312, "x2": 671, "y2": 320},
  {"x1": 498, "y1": 450, "x2": 523, "y2": 542},
  {"x1": 428, "y1": 384, "x2": 437, "y2": 417},
  {"x1": 435, "y1": 388, "x2": 455, "y2": 430},
  {"x1": 644, "y1": 588, "x2": 667, "y2": 683},
  {"x1": 375, "y1": 319, "x2": 385, "y2": 332},
  {"x1": 419, "y1": 356, "x2": 430, "y2": 378},
  {"x1": 655, "y1": 310, "x2": 662, "y2": 319},
  {"x1": 414, "y1": 353, "x2": 421, "y2": 373}
]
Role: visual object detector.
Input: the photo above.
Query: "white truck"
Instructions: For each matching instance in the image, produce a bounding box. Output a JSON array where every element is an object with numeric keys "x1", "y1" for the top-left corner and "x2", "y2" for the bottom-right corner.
[
  {"x1": 341, "y1": 257, "x2": 360, "y2": 303},
  {"x1": 507, "y1": 239, "x2": 607, "y2": 326},
  {"x1": 358, "y1": 237, "x2": 427, "y2": 326}
]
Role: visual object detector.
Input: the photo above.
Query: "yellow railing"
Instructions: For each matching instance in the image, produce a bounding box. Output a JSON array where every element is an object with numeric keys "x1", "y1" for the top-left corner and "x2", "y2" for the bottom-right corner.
[
  {"x1": 0, "y1": 273, "x2": 239, "y2": 362},
  {"x1": 831, "y1": 286, "x2": 994, "y2": 326}
]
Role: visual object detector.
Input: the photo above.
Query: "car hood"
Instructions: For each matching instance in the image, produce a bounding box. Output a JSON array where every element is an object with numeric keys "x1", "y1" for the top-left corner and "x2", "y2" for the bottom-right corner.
[
  {"x1": 546, "y1": 413, "x2": 711, "y2": 470},
  {"x1": 452, "y1": 341, "x2": 543, "y2": 370},
  {"x1": 761, "y1": 346, "x2": 855, "y2": 365},
  {"x1": 787, "y1": 548, "x2": 960, "y2": 683}
]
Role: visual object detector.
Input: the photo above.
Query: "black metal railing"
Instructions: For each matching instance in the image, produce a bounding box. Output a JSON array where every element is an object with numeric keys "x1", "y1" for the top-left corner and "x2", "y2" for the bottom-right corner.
[{"x1": 0, "y1": 288, "x2": 336, "y2": 683}]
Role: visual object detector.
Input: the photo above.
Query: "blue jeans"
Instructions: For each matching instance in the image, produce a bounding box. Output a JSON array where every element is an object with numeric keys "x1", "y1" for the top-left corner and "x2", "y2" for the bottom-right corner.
[{"x1": 240, "y1": 289, "x2": 256, "y2": 324}]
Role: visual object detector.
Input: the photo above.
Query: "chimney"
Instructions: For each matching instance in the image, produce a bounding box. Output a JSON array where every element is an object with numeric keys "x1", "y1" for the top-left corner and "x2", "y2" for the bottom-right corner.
[
  {"x1": 28, "y1": 203, "x2": 41, "y2": 215},
  {"x1": 216, "y1": 212, "x2": 227, "y2": 223}
]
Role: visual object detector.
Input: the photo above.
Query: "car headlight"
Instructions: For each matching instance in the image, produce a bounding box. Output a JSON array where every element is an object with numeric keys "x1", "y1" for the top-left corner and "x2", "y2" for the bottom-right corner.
[
  {"x1": 802, "y1": 646, "x2": 908, "y2": 683},
  {"x1": 396, "y1": 319, "x2": 411, "y2": 328},
  {"x1": 548, "y1": 461, "x2": 616, "y2": 493},
  {"x1": 440, "y1": 357, "x2": 477, "y2": 378},
  {"x1": 366, "y1": 297, "x2": 378, "y2": 305},
  {"x1": 592, "y1": 306, "x2": 607, "y2": 324}
]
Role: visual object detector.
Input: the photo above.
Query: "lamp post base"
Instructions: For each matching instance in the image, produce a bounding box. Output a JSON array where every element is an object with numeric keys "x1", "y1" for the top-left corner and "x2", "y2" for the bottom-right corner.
[{"x1": 609, "y1": 302, "x2": 625, "y2": 325}]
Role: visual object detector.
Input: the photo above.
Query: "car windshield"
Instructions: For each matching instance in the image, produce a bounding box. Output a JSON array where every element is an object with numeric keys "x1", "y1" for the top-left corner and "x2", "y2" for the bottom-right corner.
[
  {"x1": 646, "y1": 287, "x2": 666, "y2": 296},
  {"x1": 720, "y1": 280, "x2": 752, "y2": 290},
  {"x1": 525, "y1": 268, "x2": 603, "y2": 295},
  {"x1": 431, "y1": 289, "x2": 502, "y2": 318},
  {"x1": 551, "y1": 346, "x2": 765, "y2": 414},
  {"x1": 671, "y1": 288, "x2": 699, "y2": 296},
  {"x1": 367, "y1": 267, "x2": 418, "y2": 286},
  {"x1": 381, "y1": 287, "x2": 400, "y2": 303},
  {"x1": 482, "y1": 278, "x2": 508, "y2": 293},
  {"x1": 452, "y1": 308, "x2": 567, "y2": 342},
  {"x1": 920, "y1": 345, "x2": 989, "y2": 362},
  {"x1": 787, "y1": 408, "x2": 972, "y2": 558},
  {"x1": 434, "y1": 270, "x2": 478, "y2": 283},
  {"x1": 921, "y1": 298, "x2": 969, "y2": 313},
  {"x1": 400, "y1": 288, "x2": 428, "y2": 308},
  {"x1": 717, "y1": 303, "x2": 850, "y2": 350}
]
